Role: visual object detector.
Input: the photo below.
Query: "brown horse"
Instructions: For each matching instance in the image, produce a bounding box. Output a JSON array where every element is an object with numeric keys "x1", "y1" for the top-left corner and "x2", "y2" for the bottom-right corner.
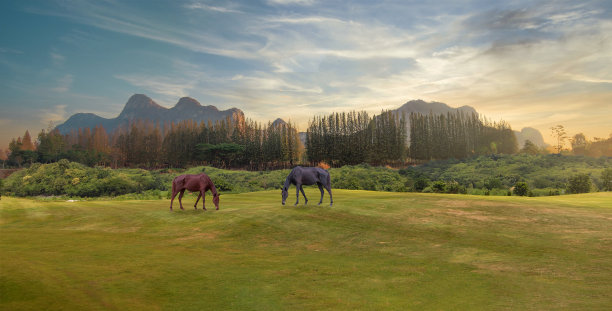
[{"x1": 170, "y1": 173, "x2": 219, "y2": 211}]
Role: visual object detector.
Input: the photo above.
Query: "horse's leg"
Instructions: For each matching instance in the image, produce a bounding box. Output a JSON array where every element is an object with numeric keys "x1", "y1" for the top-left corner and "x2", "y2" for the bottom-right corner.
[
  {"x1": 326, "y1": 184, "x2": 333, "y2": 206},
  {"x1": 317, "y1": 183, "x2": 324, "y2": 205},
  {"x1": 170, "y1": 190, "x2": 178, "y2": 211},
  {"x1": 300, "y1": 185, "x2": 308, "y2": 205},
  {"x1": 295, "y1": 183, "x2": 300, "y2": 206},
  {"x1": 201, "y1": 189, "x2": 207, "y2": 211},
  {"x1": 194, "y1": 193, "x2": 201, "y2": 209},
  {"x1": 178, "y1": 189, "x2": 185, "y2": 210}
]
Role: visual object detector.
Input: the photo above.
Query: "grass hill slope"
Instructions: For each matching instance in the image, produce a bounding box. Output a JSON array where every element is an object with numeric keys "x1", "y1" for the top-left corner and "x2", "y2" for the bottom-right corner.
[{"x1": 1, "y1": 190, "x2": 611, "y2": 310}]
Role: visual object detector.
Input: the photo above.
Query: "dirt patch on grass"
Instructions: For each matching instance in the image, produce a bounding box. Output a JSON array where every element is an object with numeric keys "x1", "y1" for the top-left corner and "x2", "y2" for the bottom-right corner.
[{"x1": 174, "y1": 232, "x2": 219, "y2": 241}]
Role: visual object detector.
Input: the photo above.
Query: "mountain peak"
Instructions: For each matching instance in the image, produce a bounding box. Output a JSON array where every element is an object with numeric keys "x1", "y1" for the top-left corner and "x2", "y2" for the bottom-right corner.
[
  {"x1": 272, "y1": 118, "x2": 287, "y2": 127},
  {"x1": 396, "y1": 99, "x2": 476, "y2": 115},
  {"x1": 120, "y1": 94, "x2": 164, "y2": 117},
  {"x1": 175, "y1": 97, "x2": 202, "y2": 109},
  {"x1": 55, "y1": 94, "x2": 245, "y2": 134}
]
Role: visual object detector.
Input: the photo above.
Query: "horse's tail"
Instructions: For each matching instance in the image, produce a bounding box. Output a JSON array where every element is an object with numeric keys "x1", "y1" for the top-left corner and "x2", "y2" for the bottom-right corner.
[
  {"x1": 326, "y1": 170, "x2": 331, "y2": 188},
  {"x1": 172, "y1": 175, "x2": 185, "y2": 193}
]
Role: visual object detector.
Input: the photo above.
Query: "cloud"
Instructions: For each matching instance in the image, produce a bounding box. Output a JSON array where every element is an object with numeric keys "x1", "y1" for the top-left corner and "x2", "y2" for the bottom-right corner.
[
  {"x1": 266, "y1": 0, "x2": 315, "y2": 6},
  {"x1": 0, "y1": 47, "x2": 24, "y2": 54},
  {"x1": 114, "y1": 73, "x2": 197, "y2": 101},
  {"x1": 184, "y1": 2, "x2": 243, "y2": 13},
  {"x1": 50, "y1": 52, "x2": 65, "y2": 66},
  {"x1": 40, "y1": 104, "x2": 67, "y2": 125},
  {"x1": 51, "y1": 74, "x2": 73, "y2": 92}
]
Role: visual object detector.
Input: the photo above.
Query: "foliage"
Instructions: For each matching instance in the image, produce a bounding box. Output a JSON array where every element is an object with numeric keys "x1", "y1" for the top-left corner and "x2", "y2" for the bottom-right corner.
[
  {"x1": 2, "y1": 160, "x2": 160, "y2": 197},
  {"x1": 431, "y1": 180, "x2": 446, "y2": 193},
  {"x1": 413, "y1": 177, "x2": 429, "y2": 192},
  {"x1": 2, "y1": 155, "x2": 610, "y2": 198},
  {"x1": 570, "y1": 134, "x2": 612, "y2": 157},
  {"x1": 520, "y1": 140, "x2": 542, "y2": 155},
  {"x1": 567, "y1": 173, "x2": 592, "y2": 194},
  {"x1": 306, "y1": 110, "x2": 407, "y2": 166},
  {"x1": 550, "y1": 125, "x2": 568, "y2": 154},
  {"x1": 196, "y1": 143, "x2": 245, "y2": 168},
  {"x1": 513, "y1": 182, "x2": 529, "y2": 196},
  {"x1": 413, "y1": 154, "x2": 611, "y2": 194},
  {"x1": 409, "y1": 111, "x2": 518, "y2": 160},
  {"x1": 603, "y1": 168, "x2": 612, "y2": 191}
]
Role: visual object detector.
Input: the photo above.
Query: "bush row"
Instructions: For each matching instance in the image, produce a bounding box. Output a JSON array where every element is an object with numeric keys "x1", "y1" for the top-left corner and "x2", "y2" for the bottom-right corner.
[{"x1": 1, "y1": 155, "x2": 610, "y2": 198}]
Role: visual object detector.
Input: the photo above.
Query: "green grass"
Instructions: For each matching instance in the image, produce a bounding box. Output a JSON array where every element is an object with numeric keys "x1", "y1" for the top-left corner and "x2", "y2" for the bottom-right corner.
[{"x1": 1, "y1": 190, "x2": 611, "y2": 310}]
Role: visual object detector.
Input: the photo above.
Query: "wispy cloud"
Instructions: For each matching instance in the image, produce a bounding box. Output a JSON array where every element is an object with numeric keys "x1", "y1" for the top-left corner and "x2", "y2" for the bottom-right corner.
[
  {"x1": 184, "y1": 2, "x2": 243, "y2": 13},
  {"x1": 50, "y1": 52, "x2": 65, "y2": 66},
  {"x1": 114, "y1": 74, "x2": 197, "y2": 102},
  {"x1": 51, "y1": 74, "x2": 73, "y2": 92},
  {"x1": 266, "y1": 0, "x2": 316, "y2": 6},
  {"x1": 40, "y1": 104, "x2": 67, "y2": 125}
]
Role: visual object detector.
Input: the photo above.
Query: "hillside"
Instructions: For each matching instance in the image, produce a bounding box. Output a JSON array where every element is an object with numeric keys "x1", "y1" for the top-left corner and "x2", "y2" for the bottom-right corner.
[
  {"x1": 1, "y1": 192, "x2": 611, "y2": 310},
  {"x1": 55, "y1": 94, "x2": 244, "y2": 134}
]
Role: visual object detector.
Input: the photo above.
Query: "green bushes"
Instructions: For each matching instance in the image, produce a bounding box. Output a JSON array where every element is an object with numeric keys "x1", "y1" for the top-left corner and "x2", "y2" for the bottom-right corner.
[
  {"x1": 513, "y1": 182, "x2": 529, "y2": 196},
  {"x1": 1, "y1": 155, "x2": 610, "y2": 198},
  {"x1": 2, "y1": 160, "x2": 160, "y2": 197},
  {"x1": 567, "y1": 174, "x2": 592, "y2": 194}
]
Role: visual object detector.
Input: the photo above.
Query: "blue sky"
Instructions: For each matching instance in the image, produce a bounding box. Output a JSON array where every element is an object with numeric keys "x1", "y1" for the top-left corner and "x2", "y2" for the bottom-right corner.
[{"x1": 1, "y1": 0, "x2": 611, "y2": 150}]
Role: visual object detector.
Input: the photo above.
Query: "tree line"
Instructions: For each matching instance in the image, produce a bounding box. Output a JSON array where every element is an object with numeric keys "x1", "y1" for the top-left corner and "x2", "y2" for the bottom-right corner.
[
  {"x1": 306, "y1": 110, "x2": 407, "y2": 166},
  {"x1": 3, "y1": 110, "x2": 610, "y2": 170},
  {"x1": 4, "y1": 117, "x2": 302, "y2": 170},
  {"x1": 409, "y1": 111, "x2": 518, "y2": 160}
]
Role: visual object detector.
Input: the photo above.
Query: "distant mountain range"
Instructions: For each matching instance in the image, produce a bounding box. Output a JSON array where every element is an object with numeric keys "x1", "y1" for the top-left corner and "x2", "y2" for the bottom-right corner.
[
  {"x1": 55, "y1": 94, "x2": 243, "y2": 134},
  {"x1": 56, "y1": 95, "x2": 545, "y2": 148},
  {"x1": 393, "y1": 99, "x2": 477, "y2": 116},
  {"x1": 514, "y1": 127, "x2": 547, "y2": 148}
]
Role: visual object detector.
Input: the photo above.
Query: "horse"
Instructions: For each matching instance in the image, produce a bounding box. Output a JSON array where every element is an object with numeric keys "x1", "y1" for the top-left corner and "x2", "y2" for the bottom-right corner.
[
  {"x1": 281, "y1": 166, "x2": 333, "y2": 206},
  {"x1": 170, "y1": 173, "x2": 219, "y2": 211}
]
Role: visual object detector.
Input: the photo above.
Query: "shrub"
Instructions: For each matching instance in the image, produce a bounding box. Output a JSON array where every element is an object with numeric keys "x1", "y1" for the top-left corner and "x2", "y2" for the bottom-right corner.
[
  {"x1": 567, "y1": 173, "x2": 591, "y2": 194},
  {"x1": 483, "y1": 178, "x2": 502, "y2": 190},
  {"x1": 211, "y1": 175, "x2": 232, "y2": 192},
  {"x1": 446, "y1": 181, "x2": 464, "y2": 194},
  {"x1": 431, "y1": 181, "x2": 446, "y2": 193},
  {"x1": 602, "y1": 168, "x2": 612, "y2": 191},
  {"x1": 414, "y1": 177, "x2": 429, "y2": 192},
  {"x1": 513, "y1": 182, "x2": 529, "y2": 196}
]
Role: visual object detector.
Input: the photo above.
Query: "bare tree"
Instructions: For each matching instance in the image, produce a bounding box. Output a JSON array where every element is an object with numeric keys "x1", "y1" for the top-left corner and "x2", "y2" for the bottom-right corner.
[{"x1": 550, "y1": 125, "x2": 567, "y2": 154}]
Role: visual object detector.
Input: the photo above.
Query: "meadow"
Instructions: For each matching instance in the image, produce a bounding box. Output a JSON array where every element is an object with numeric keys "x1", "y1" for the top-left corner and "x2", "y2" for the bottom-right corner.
[{"x1": 1, "y1": 189, "x2": 611, "y2": 310}]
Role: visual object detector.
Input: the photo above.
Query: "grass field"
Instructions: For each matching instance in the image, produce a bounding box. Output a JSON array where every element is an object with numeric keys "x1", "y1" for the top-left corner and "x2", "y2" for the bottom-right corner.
[{"x1": 1, "y1": 190, "x2": 611, "y2": 310}]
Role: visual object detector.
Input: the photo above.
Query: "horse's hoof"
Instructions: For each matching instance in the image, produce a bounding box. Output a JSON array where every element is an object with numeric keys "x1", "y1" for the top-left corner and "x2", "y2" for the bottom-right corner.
[{"x1": 216, "y1": 207, "x2": 219, "y2": 210}]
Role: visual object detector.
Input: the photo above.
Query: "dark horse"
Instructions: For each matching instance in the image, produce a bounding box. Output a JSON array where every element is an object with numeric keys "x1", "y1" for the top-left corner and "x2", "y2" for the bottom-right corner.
[
  {"x1": 170, "y1": 173, "x2": 219, "y2": 211},
  {"x1": 281, "y1": 166, "x2": 333, "y2": 206}
]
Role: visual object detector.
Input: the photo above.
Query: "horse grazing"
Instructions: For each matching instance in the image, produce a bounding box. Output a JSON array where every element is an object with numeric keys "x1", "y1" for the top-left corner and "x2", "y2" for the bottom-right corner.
[
  {"x1": 281, "y1": 166, "x2": 333, "y2": 206},
  {"x1": 170, "y1": 173, "x2": 219, "y2": 211}
]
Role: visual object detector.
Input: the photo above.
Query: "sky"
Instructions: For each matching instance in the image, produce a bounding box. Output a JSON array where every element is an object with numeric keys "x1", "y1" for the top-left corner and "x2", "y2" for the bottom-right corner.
[{"x1": 1, "y1": 0, "x2": 611, "y2": 151}]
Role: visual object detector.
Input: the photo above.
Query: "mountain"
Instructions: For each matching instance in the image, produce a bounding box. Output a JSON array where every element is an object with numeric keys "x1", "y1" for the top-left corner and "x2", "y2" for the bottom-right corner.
[
  {"x1": 391, "y1": 100, "x2": 478, "y2": 142},
  {"x1": 271, "y1": 118, "x2": 287, "y2": 127},
  {"x1": 55, "y1": 94, "x2": 244, "y2": 134},
  {"x1": 514, "y1": 127, "x2": 547, "y2": 148},
  {"x1": 393, "y1": 99, "x2": 477, "y2": 116}
]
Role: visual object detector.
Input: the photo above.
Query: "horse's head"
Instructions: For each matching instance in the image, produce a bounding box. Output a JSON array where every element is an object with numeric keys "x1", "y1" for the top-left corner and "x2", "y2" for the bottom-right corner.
[
  {"x1": 213, "y1": 192, "x2": 220, "y2": 210},
  {"x1": 281, "y1": 187, "x2": 288, "y2": 205}
]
